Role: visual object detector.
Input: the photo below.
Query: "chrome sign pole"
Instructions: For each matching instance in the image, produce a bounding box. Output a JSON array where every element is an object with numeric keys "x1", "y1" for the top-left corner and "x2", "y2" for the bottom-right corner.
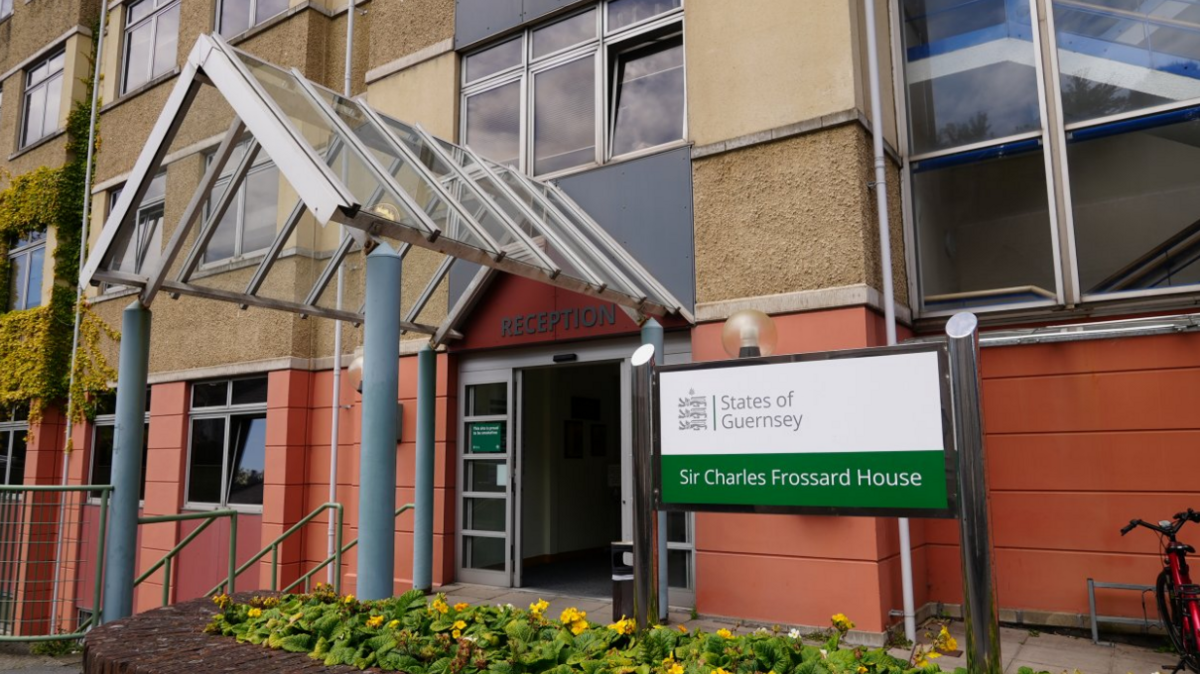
[{"x1": 631, "y1": 343, "x2": 659, "y2": 630}]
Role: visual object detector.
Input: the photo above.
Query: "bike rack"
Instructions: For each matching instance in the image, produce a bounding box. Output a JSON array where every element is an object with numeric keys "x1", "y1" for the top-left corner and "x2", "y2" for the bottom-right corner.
[{"x1": 1087, "y1": 578, "x2": 1158, "y2": 646}]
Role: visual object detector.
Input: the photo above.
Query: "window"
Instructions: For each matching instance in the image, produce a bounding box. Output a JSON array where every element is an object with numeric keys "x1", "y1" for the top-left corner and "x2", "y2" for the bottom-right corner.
[
  {"x1": 89, "y1": 390, "x2": 151, "y2": 500},
  {"x1": 186, "y1": 377, "x2": 268, "y2": 508},
  {"x1": 0, "y1": 0, "x2": 11, "y2": 21},
  {"x1": 204, "y1": 142, "x2": 279, "y2": 264},
  {"x1": 7, "y1": 231, "x2": 46, "y2": 311},
  {"x1": 900, "y1": 0, "x2": 1200, "y2": 315},
  {"x1": 218, "y1": 0, "x2": 290, "y2": 38},
  {"x1": 21, "y1": 50, "x2": 65, "y2": 148},
  {"x1": 0, "y1": 407, "x2": 28, "y2": 487},
  {"x1": 105, "y1": 173, "x2": 165, "y2": 289},
  {"x1": 462, "y1": 0, "x2": 684, "y2": 176},
  {"x1": 122, "y1": 0, "x2": 180, "y2": 94}
]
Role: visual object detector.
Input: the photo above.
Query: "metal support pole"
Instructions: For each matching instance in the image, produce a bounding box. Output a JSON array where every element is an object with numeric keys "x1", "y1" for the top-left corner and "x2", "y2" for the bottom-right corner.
[
  {"x1": 631, "y1": 344, "x2": 658, "y2": 629},
  {"x1": 102, "y1": 302, "x2": 151, "y2": 623},
  {"x1": 358, "y1": 244, "x2": 402, "y2": 600},
  {"x1": 413, "y1": 344, "x2": 436, "y2": 592},
  {"x1": 946, "y1": 312, "x2": 1002, "y2": 674},
  {"x1": 642, "y1": 319, "x2": 668, "y2": 621}
]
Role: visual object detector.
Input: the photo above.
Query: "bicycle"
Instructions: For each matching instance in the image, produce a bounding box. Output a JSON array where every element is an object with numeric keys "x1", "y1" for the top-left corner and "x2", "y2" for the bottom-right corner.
[{"x1": 1122, "y1": 509, "x2": 1200, "y2": 673}]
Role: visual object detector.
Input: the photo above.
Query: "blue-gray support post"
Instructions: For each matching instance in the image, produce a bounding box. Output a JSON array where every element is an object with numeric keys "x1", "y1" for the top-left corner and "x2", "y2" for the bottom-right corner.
[
  {"x1": 642, "y1": 319, "x2": 668, "y2": 621},
  {"x1": 102, "y1": 301, "x2": 151, "y2": 623},
  {"x1": 359, "y1": 244, "x2": 403, "y2": 600},
  {"x1": 413, "y1": 344, "x2": 436, "y2": 592}
]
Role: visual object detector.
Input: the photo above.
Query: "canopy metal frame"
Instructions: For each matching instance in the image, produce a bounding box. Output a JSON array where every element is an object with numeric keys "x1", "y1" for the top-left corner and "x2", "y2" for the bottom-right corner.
[{"x1": 83, "y1": 33, "x2": 691, "y2": 344}]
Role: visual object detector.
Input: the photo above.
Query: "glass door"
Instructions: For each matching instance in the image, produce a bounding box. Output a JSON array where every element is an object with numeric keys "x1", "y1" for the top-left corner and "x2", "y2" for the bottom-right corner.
[{"x1": 457, "y1": 370, "x2": 515, "y2": 586}]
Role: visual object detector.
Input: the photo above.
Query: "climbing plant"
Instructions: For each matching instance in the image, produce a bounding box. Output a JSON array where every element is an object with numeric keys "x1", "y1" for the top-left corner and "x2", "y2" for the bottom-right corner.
[{"x1": 0, "y1": 29, "x2": 118, "y2": 439}]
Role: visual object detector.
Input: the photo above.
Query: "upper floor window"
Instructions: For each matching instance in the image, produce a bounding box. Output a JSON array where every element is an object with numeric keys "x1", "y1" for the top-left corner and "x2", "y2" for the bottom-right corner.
[
  {"x1": 7, "y1": 231, "x2": 46, "y2": 311},
  {"x1": 204, "y1": 142, "x2": 279, "y2": 264},
  {"x1": 186, "y1": 377, "x2": 267, "y2": 509},
  {"x1": 21, "y1": 50, "x2": 64, "y2": 148},
  {"x1": 218, "y1": 0, "x2": 290, "y2": 38},
  {"x1": 462, "y1": 0, "x2": 684, "y2": 177},
  {"x1": 122, "y1": 0, "x2": 181, "y2": 94},
  {"x1": 105, "y1": 172, "x2": 166, "y2": 290},
  {"x1": 0, "y1": 0, "x2": 12, "y2": 21},
  {"x1": 899, "y1": 0, "x2": 1200, "y2": 316}
]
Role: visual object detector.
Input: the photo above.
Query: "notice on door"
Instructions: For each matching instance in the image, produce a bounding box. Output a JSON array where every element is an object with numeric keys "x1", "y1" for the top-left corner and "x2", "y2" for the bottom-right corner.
[
  {"x1": 470, "y1": 421, "x2": 506, "y2": 454},
  {"x1": 655, "y1": 345, "x2": 955, "y2": 518}
]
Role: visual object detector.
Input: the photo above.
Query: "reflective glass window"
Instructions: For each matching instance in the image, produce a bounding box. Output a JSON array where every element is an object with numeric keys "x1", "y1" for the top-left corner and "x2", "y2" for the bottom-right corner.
[
  {"x1": 900, "y1": 0, "x2": 1042, "y2": 154},
  {"x1": 7, "y1": 231, "x2": 46, "y2": 311},
  {"x1": 465, "y1": 37, "x2": 522, "y2": 83},
  {"x1": 22, "y1": 50, "x2": 64, "y2": 148},
  {"x1": 607, "y1": 0, "x2": 681, "y2": 32},
  {"x1": 465, "y1": 82, "x2": 522, "y2": 168},
  {"x1": 203, "y1": 142, "x2": 280, "y2": 264},
  {"x1": 187, "y1": 377, "x2": 268, "y2": 507},
  {"x1": 219, "y1": 0, "x2": 289, "y2": 37},
  {"x1": 611, "y1": 36, "x2": 684, "y2": 156},
  {"x1": 913, "y1": 144, "x2": 1057, "y2": 311},
  {"x1": 122, "y1": 0, "x2": 180, "y2": 94},
  {"x1": 0, "y1": 0, "x2": 11, "y2": 20},
  {"x1": 533, "y1": 9, "x2": 596, "y2": 59},
  {"x1": 106, "y1": 172, "x2": 166, "y2": 286},
  {"x1": 534, "y1": 56, "x2": 596, "y2": 174},
  {"x1": 225, "y1": 414, "x2": 266, "y2": 506},
  {"x1": 90, "y1": 421, "x2": 149, "y2": 500}
]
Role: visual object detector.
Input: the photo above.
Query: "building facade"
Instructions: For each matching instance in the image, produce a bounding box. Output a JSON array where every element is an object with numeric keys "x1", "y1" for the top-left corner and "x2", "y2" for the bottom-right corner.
[{"x1": 0, "y1": 0, "x2": 1197, "y2": 639}]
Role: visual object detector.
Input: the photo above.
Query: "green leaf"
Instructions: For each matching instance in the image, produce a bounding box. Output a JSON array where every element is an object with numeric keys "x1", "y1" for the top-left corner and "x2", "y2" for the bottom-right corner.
[{"x1": 280, "y1": 634, "x2": 314, "y2": 653}]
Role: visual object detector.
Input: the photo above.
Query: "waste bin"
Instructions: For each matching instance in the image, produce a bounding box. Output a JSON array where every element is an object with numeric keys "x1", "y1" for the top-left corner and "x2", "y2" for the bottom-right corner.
[{"x1": 611, "y1": 541, "x2": 634, "y2": 622}]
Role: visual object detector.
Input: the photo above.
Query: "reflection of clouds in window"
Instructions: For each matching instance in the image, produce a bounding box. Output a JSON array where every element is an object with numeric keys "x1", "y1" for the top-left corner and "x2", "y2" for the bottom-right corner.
[
  {"x1": 612, "y1": 40, "x2": 684, "y2": 156},
  {"x1": 466, "y1": 38, "x2": 522, "y2": 83},
  {"x1": 607, "y1": 0, "x2": 680, "y2": 32},
  {"x1": 466, "y1": 82, "x2": 521, "y2": 167},
  {"x1": 909, "y1": 62, "x2": 1041, "y2": 153},
  {"x1": 533, "y1": 9, "x2": 596, "y2": 59},
  {"x1": 227, "y1": 415, "x2": 266, "y2": 506},
  {"x1": 243, "y1": 165, "x2": 279, "y2": 255},
  {"x1": 534, "y1": 57, "x2": 595, "y2": 174}
]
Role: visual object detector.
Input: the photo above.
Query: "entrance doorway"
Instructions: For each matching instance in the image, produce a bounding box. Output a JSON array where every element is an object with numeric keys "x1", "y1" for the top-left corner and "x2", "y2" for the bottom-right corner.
[{"x1": 518, "y1": 362, "x2": 622, "y2": 598}]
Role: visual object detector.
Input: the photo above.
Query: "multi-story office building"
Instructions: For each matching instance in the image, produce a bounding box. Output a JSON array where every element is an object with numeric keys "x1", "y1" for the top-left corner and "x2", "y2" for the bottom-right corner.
[{"x1": 1, "y1": 0, "x2": 1199, "y2": 639}]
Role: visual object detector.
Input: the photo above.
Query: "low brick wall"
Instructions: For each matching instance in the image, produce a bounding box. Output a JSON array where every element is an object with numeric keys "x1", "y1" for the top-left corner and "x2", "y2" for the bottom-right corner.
[{"x1": 84, "y1": 593, "x2": 358, "y2": 673}]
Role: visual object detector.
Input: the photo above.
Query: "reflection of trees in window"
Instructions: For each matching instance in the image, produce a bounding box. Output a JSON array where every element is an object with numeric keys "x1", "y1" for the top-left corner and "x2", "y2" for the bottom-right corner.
[{"x1": 939, "y1": 113, "x2": 992, "y2": 147}]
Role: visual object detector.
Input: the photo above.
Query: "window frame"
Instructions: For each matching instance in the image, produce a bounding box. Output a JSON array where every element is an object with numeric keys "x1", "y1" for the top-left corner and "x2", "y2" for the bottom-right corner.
[
  {"x1": 121, "y1": 0, "x2": 181, "y2": 96},
  {"x1": 7, "y1": 231, "x2": 47, "y2": 312},
  {"x1": 0, "y1": 412, "x2": 28, "y2": 487},
  {"x1": 103, "y1": 173, "x2": 166, "y2": 293},
  {"x1": 20, "y1": 49, "x2": 65, "y2": 149},
  {"x1": 184, "y1": 377, "x2": 268, "y2": 512},
  {"x1": 200, "y1": 147, "x2": 279, "y2": 267},
  {"x1": 88, "y1": 411, "x2": 151, "y2": 504},
  {"x1": 216, "y1": 0, "x2": 290, "y2": 40},
  {"x1": 460, "y1": 0, "x2": 686, "y2": 179}
]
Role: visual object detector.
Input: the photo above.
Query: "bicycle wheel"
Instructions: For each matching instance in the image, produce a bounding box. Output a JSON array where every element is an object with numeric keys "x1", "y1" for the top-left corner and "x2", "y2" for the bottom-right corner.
[{"x1": 1158, "y1": 569, "x2": 1192, "y2": 661}]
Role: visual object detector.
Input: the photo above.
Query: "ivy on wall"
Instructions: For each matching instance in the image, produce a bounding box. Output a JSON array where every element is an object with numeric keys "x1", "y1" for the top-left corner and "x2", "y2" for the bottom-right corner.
[{"x1": 0, "y1": 30, "x2": 118, "y2": 441}]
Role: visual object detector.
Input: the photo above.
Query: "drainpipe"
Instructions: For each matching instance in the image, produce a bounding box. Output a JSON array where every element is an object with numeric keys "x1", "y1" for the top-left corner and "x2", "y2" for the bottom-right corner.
[
  {"x1": 327, "y1": 0, "x2": 356, "y2": 584},
  {"x1": 861, "y1": 0, "x2": 916, "y2": 643},
  {"x1": 52, "y1": 9, "x2": 107, "y2": 630}
]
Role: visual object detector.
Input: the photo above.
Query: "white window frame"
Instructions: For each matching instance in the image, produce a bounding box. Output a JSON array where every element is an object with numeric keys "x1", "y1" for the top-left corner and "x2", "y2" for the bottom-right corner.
[
  {"x1": 216, "y1": 0, "x2": 290, "y2": 39},
  {"x1": 7, "y1": 231, "x2": 46, "y2": 311},
  {"x1": 0, "y1": 0, "x2": 12, "y2": 22},
  {"x1": 0, "y1": 414, "x2": 28, "y2": 487},
  {"x1": 88, "y1": 412, "x2": 150, "y2": 504},
  {"x1": 103, "y1": 175, "x2": 165, "y2": 292},
  {"x1": 121, "y1": 0, "x2": 181, "y2": 95},
  {"x1": 21, "y1": 49, "x2": 65, "y2": 149},
  {"x1": 201, "y1": 149, "x2": 279, "y2": 266},
  {"x1": 184, "y1": 377, "x2": 268, "y2": 512},
  {"x1": 460, "y1": 0, "x2": 686, "y2": 179}
]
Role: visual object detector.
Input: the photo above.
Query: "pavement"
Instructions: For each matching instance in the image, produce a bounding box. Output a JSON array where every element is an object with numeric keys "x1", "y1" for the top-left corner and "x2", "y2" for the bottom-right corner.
[
  {"x1": 440, "y1": 582, "x2": 1179, "y2": 674},
  {"x1": 0, "y1": 644, "x2": 81, "y2": 673}
]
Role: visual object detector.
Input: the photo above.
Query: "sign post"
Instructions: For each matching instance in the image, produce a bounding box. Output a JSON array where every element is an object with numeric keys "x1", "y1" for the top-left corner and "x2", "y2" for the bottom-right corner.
[
  {"x1": 631, "y1": 344, "x2": 659, "y2": 630},
  {"x1": 946, "y1": 313, "x2": 1002, "y2": 674}
]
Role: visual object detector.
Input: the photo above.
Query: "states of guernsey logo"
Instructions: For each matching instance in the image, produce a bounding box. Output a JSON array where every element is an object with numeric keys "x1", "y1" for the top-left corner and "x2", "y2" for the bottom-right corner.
[{"x1": 678, "y1": 388, "x2": 708, "y2": 431}]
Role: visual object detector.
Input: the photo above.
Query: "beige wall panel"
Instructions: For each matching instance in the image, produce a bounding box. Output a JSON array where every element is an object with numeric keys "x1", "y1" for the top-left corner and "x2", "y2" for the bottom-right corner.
[
  {"x1": 367, "y1": 0, "x2": 453, "y2": 73},
  {"x1": 849, "y1": 0, "x2": 900, "y2": 150},
  {"x1": 692, "y1": 125, "x2": 872, "y2": 304},
  {"x1": 685, "y1": 0, "x2": 858, "y2": 147},
  {"x1": 365, "y1": 52, "x2": 458, "y2": 140}
]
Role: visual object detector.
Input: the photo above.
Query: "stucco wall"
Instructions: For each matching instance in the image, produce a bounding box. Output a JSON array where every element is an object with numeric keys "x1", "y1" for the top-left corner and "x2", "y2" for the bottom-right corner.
[
  {"x1": 692, "y1": 123, "x2": 906, "y2": 306},
  {"x1": 0, "y1": 0, "x2": 97, "y2": 75},
  {"x1": 684, "y1": 0, "x2": 857, "y2": 147},
  {"x1": 366, "y1": 0, "x2": 453, "y2": 73}
]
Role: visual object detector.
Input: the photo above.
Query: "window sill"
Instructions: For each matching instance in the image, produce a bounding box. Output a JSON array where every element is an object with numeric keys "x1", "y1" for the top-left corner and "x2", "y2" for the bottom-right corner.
[
  {"x1": 91, "y1": 286, "x2": 142, "y2": 304},
  {"x1": 224, "y1": 3, "x2": 312, "y2": 47},
  {"x1": 193, "y1": 251, "x2": 269, "y2": 280},
  {"x1": 8, "y1": 128, "x2": 67, "y2": 161},
  {"x1": 182, "y1": 503, "x2": 264, "y2": 515},
  {"x1": 101, "y1": 68, "x2": 180, "y2": 115},
  {"x1": 534, "y1": 140, "x2": 692, "y2": 182}
]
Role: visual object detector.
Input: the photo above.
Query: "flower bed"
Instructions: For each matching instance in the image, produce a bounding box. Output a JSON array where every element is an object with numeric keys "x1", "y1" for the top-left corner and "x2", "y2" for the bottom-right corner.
[{"x1": 206, "y1": 586, "x2": 1056, "y2": 674}]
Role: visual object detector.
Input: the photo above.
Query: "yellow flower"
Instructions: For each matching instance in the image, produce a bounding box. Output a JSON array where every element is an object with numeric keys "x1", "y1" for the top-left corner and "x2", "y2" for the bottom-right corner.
[
  {"x1": 570, "y1": 619, "x2": 588, "y2": 635},
  {"x1": 366, "y1": 615, "x2": 384, "y2": 628},
  {"x1": 608, "y1": 617, "x2": 636, "y2": 635},
  {"x1": 212, "y1": 594, "x2": 231, "y2": 610},
  {"x1": 454, "y1": 602, "x2": 470, "y2": 611},
  {"x1": 454, "y1": 620, "x2": 467, "y2": 630},
  {"x1": 452, "y1": 629, "x2": 462, "y2": 639},
  {"x1": 530, "y1": 599, "x2": 549, "y2": 613},
  {"x1": 677, "y1": 625, "x2": 688, "y2": 633},
  {"x1": 388, "y1": 619, "x2": 400, "y2": 629},
  {"x1": 714, "y1": 668, "x2": 731, "y2": 674},
  {"x1": 716, "y1": 628, "x2": 733, "y2": 639},
  {"x1": 857, "y1": 667, "x2": 868, "y2": 674},
  {"x1": 937, "y1": 625, "x2": 958, "y2": 652},
  {"x1": 430, "y1": 598, "x2": 450, "y2": 614},
  {"x1": 668, "y1": 664, "x2": 684, "y2": 674},
  {"x1": 560, "y1": 607, "x2": 586, "y2": 624},
  {"x1": 343, "y1": 595, "x2": 355, "y2": 604},
  {"x1": 831, "y1": 613, "x2": 855, "y2": 632},
  {"x1": 248, "y1": 607, "x2": 262, "y2": 618}
]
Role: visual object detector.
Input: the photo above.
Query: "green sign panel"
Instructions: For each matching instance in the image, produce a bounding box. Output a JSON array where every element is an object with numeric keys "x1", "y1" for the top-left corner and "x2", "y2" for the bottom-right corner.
[
  {"x1": 655, "y1": 344, "x2": 956, "y2": 518},
  {"x1": 469, "y1": 421, "x2": 506, "y2": 454}
]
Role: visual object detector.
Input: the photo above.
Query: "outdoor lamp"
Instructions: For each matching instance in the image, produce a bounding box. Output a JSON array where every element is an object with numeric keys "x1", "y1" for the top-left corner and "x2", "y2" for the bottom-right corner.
[
  {"x1": 722, "y1": 310, "x2": 777, "y2": 359},
  {"x1": 347, "y1": 348, "x2": 365, "y2": 393}
]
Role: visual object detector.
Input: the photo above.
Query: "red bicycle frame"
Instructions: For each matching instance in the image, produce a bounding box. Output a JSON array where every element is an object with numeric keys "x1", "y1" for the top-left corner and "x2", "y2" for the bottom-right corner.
[{"x1": 1167, "y1": 539, "x2": 1200, "y2": 651}]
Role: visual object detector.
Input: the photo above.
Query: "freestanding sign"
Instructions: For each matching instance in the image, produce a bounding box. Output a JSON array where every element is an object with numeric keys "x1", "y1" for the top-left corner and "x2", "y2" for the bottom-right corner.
[{"x1": 653, "y1": 343, "x2": 955, "y2": 518}]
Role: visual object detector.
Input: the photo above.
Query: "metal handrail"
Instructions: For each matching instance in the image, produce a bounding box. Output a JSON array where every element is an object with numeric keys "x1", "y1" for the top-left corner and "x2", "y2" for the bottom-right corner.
[
  {"x1": 135, "y1": 509, "x2": 238, "y2": 606},
  {"x1": 206, "y1": 502, "x2": 345, "y2": 597},
  {"x1": 283, "y1": 503, "x2": 413, "y2": 595}
]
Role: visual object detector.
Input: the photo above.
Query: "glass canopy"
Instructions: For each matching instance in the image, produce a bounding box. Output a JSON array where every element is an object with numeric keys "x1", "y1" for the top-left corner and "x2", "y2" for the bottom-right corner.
[{"x1": 82, "y1": 34, "x2": 690, "y2": 344}]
